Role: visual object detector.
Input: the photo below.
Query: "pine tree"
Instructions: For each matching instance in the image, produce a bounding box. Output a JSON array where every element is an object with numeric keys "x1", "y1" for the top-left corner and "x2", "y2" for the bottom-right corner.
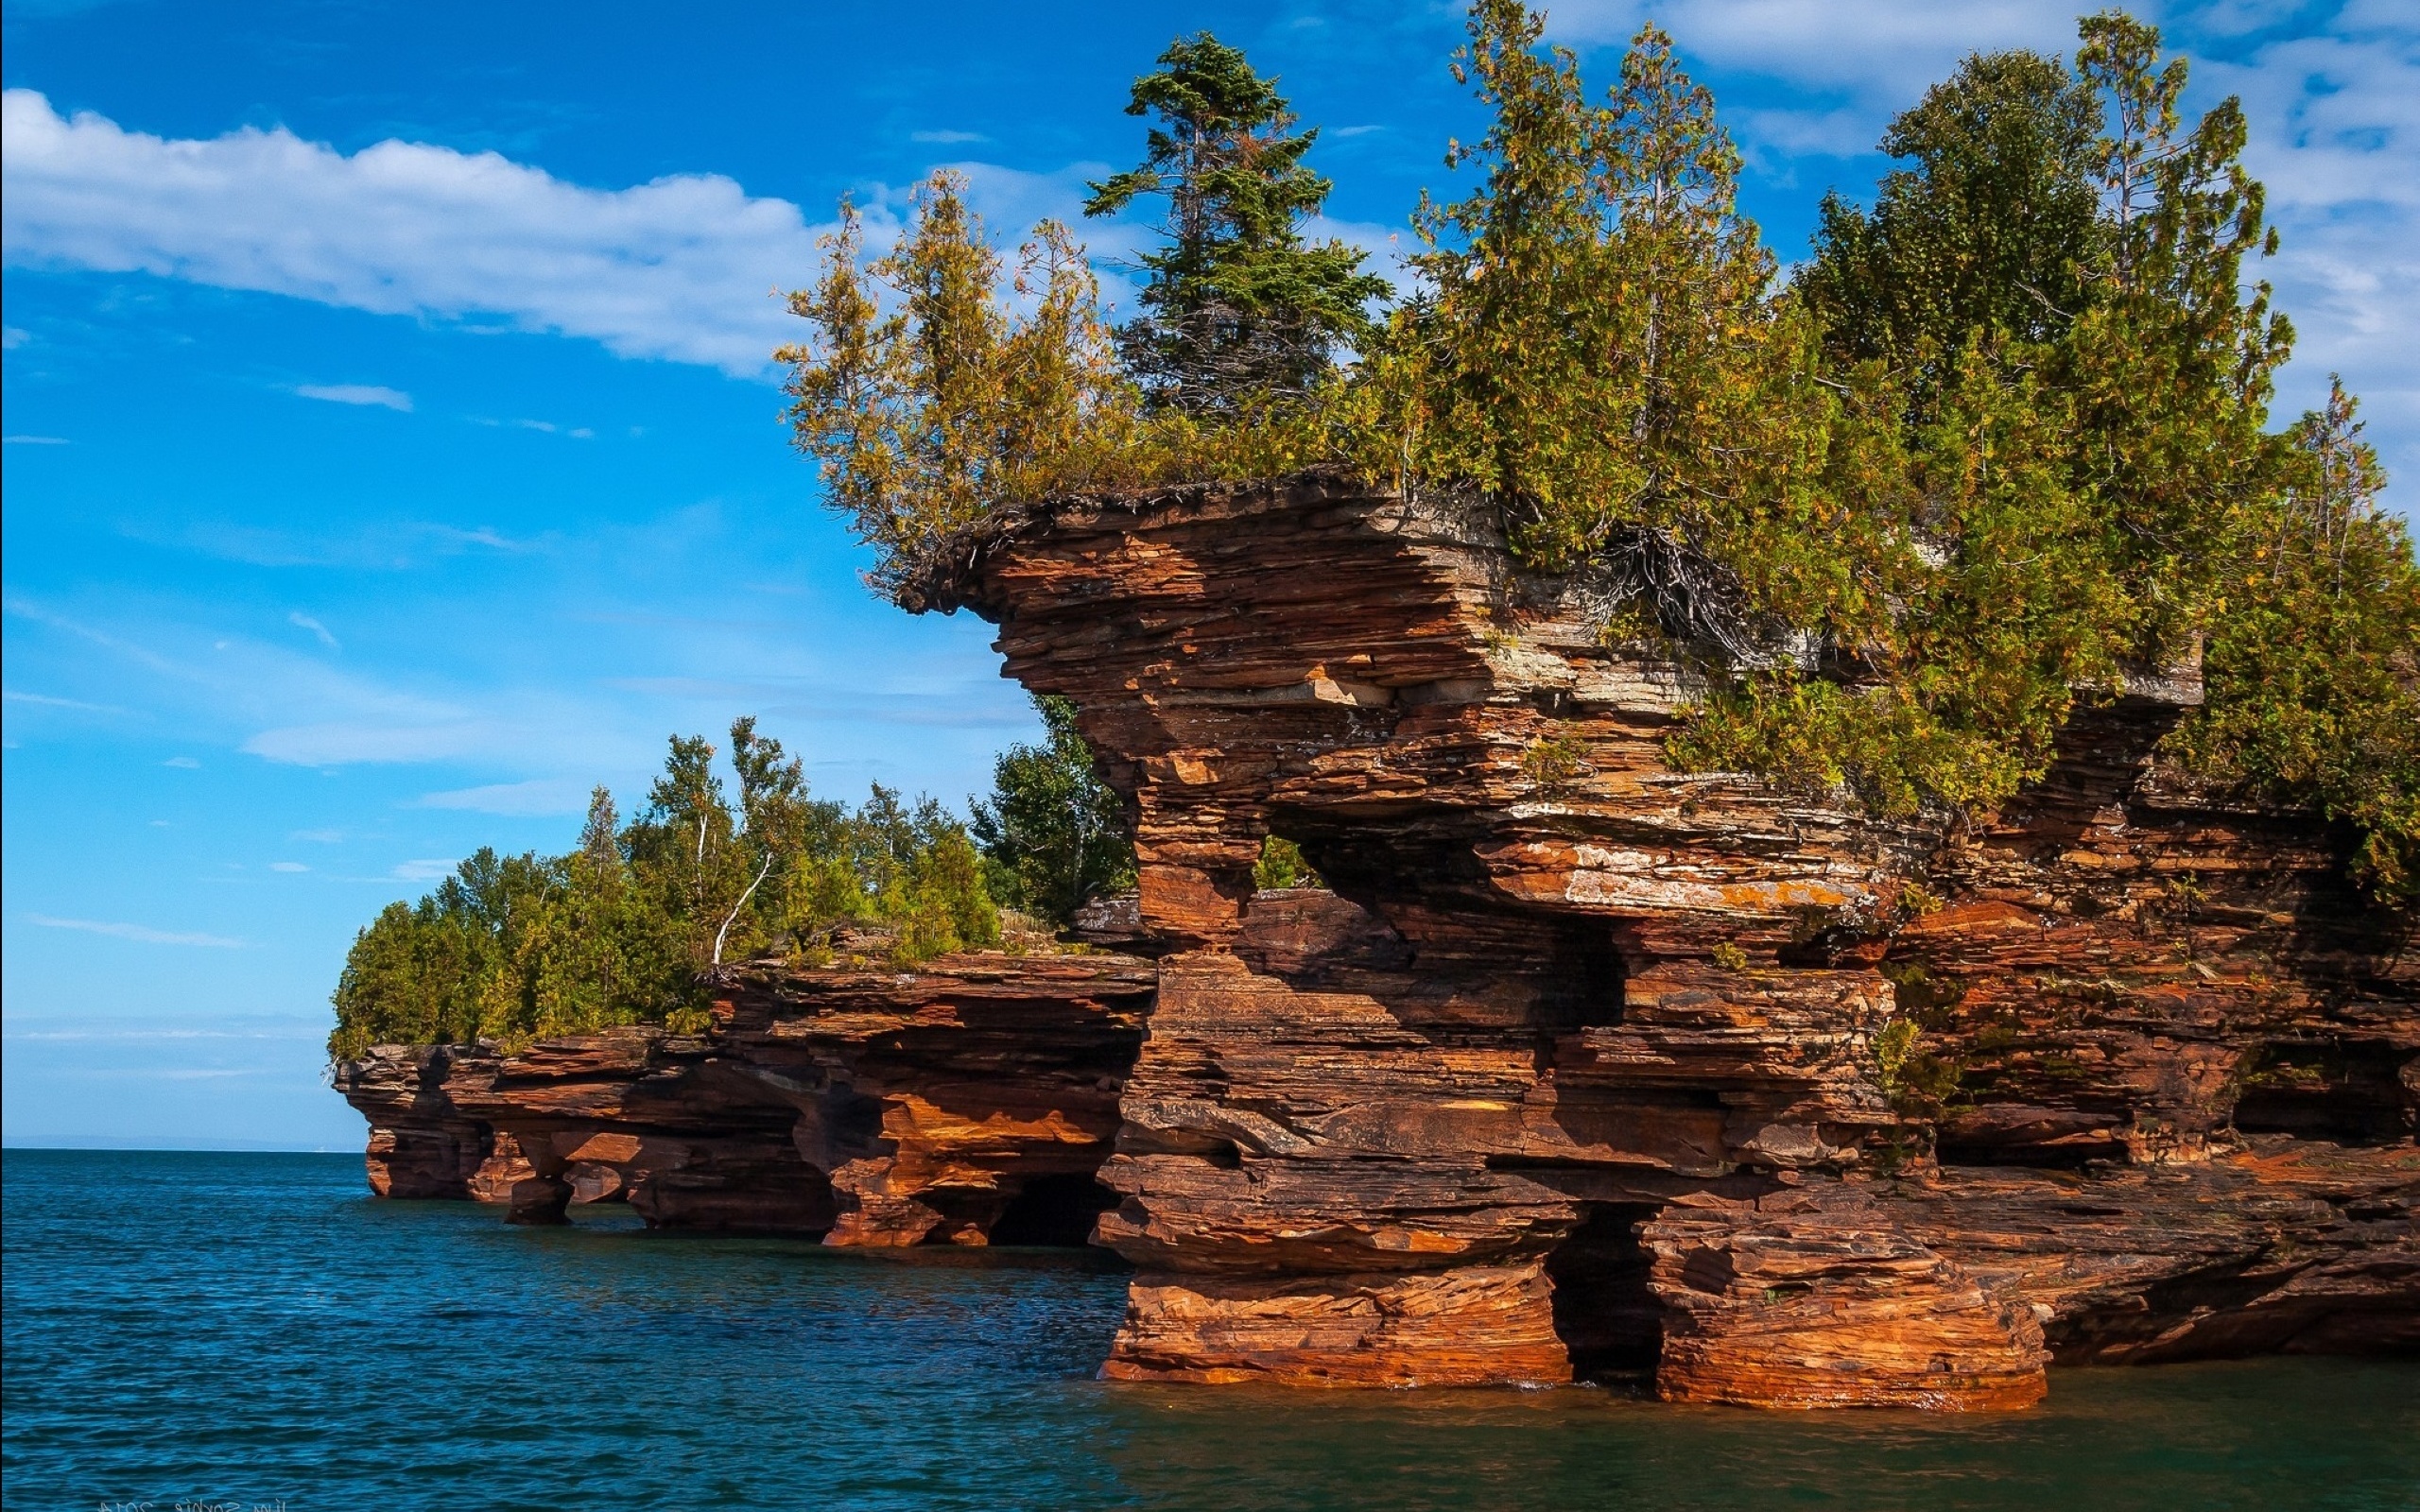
[
  {"x1": 1799, "y1": 48, "x2": 2103, "y2": 387},
  {"x1": 969, "y1": 695, "x2": 1136, "y2": 926},
  {"x1": 1085, "y1": 33, "x2": 1392, "y2": 414}
]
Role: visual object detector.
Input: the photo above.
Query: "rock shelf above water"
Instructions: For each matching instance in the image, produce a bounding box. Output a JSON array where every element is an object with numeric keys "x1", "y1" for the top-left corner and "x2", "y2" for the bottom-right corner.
[{"x1": 340, "y1": 475, "x2": 2417, "y2": 1408}]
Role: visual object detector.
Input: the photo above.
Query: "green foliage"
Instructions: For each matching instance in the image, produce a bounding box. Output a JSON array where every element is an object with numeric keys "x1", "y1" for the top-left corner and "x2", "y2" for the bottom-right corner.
[
  {"x1": 969, "y1": 695, "x2": 1138, "y2": 926},
  {"x1": 1874, "y1": 1016, "x2": 1963, "y2": 1113},
  {"x1": 1085, "y1": 33, "x2": 1392, "y2": 413},
  {"x1": 1799, "y1": 48, "x2": 2102, "y2": 387},
  {"x1": 1677, "y1": 8, "x2": 2329, "y2": 830},
  {"x1": 777, "y1": 176, "x2": 1135, "y2": 601},
  {"x1": 1253, "y1": 835, "x2": 1322, "y2": 890},
  {"x1": 1519, "y1": 733, "x2": 1591, "y2": 792},
  {"x1": 2169, "y1": 382, "x2": 2420, "y2": 900},
  {"x1": 772, "y1": 2, "x2": 2413, "y2": 900},
  {"x1": 1356, "y1": 9, "x2": 1808, "y2": 580},
  {"x1": 328, "y1": 723, "x2": 999, "y2": 1057}
]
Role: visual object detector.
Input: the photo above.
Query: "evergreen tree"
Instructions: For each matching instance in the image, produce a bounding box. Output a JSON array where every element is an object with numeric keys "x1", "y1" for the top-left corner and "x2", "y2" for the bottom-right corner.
[
  {"x1": 1799, "y1": 49, "x2": 2103, "y2": 387},
  {"x1": 2174, "y1": 381, "x2": 2420, "y2": 899},
  {"x1": 329, "y1": 720, "x2": 1003, "y2": 1056},
  {"x1": 781, "y1": 175, "x2": 1130, "y2": 600},
  {"x1": 969, "y1": 695, "x2": 1136, "y2": 926},
  {"x1": 1085, "y1": 33, "x2": 1392, "y2": 413}
]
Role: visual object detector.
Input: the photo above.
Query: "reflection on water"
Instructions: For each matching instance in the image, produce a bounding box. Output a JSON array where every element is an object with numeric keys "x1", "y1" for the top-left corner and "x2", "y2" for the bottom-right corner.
[{"x1": 5, "y1": 1150, "x2": 2414, "y2": 1511}]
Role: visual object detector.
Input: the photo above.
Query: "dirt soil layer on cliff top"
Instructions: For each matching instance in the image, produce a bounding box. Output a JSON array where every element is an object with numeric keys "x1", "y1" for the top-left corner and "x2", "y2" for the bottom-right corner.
[{"x1": 6, "y1": 1149, "x2": 2417, "y2": 1511}]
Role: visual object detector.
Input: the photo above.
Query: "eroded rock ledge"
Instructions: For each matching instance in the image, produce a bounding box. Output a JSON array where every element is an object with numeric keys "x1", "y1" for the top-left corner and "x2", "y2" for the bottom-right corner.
[
  {"x1": 928, "y1": 475, "x2": 2417, "y2": 1404},
  {"x1": 341, "y1": 476, "x2": 2416, "y2": 1409},
  {"x1": 337, "y1": 954, "x2": 1152, "y2": 1245}
]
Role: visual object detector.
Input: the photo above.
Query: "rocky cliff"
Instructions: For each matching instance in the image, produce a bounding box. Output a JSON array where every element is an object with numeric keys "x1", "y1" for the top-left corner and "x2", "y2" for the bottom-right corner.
[
  {"x1": 917, "y1": 474, "x2": 2417, "y2": 1406},
  {"x1": 339, "y1": 474, "x2": 2415, "y2": 1409},
  {"x1": 337, "y1": 953, "x2": 1151, "y2": 1245}
]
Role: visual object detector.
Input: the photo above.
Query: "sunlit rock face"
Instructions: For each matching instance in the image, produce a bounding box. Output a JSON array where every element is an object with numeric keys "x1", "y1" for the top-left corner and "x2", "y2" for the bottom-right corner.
[
  {"x1": 337, "y1": 954, "x2": 1154, "y2": 1245},
  {"x1": 910, "y1": 473, "x2": 2416, "y2": 1406},
  {"x1": 338, "y1": 474, "x2": 2413, "y2": 1408}
]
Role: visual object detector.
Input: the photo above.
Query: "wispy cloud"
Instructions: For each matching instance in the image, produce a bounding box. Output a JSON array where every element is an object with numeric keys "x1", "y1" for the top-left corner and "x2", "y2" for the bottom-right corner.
[
  {"x1": 389, "y1": 858, "x2": 458, "y2": 882},
  {"x1": 2205, "y1": 19, "x2": 2420, "y2": 456},
  {"x1": 0, "y1": 91, "x2": 1184, "y2": 376},
  {"x1": 164, "y1": 755, "x2": 200, "y2": 767},
  {"x1": 294, "y1": 382, "x2": 412, "y2": 411},
  {"x1": 417, "y1": 777, "x2": 590, "y2": 816},
  {"x1": 5, "y1": 434, "x2": 70, "y2": 444},
  {"x1": 153, "y1": 518, "x2": 541, "y2": 571},
  {"x1": 25, "y1": 915, "x2": 244, "y2": 947},
  {"x1": 4, "y1": 688, "x2": 120, "y2": 712},
  {"x1": 1546, "y1": 0, "x2": 2078, "y2": 110},
  {"x1": 287, "y1": 611, "x2": 340, "y2": 650}
]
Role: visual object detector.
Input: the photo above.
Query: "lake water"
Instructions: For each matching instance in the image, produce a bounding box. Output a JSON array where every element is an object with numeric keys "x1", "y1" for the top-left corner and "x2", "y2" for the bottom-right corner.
[{"x1": 4, "y1": 1148, "x2": 2415, "y2": 1511}]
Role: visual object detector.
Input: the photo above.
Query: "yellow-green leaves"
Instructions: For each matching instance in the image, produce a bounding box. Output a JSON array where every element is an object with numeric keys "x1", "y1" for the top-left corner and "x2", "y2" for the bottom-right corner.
[{"x1": 778, "y1": 175, "x2": 1135, "y2": 599}]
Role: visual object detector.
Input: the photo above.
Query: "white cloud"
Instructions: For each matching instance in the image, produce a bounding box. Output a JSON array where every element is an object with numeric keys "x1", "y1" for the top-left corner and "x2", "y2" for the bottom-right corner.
[
  {"x1": 2205, "y1": 20, "x2": 2420, "y2": 490},
  {"x1": 0, "y1": 88, "x2": 845, "y2": 375},
  {"x1": 164, "y1": 755, "x2": 200, "y2": 767},
  {"x1": 911, "y1": 129, "x2": 989, "y2": 144},
  {"x1": 287, "y1": 611, "x2": 340, "y2": 650},
  {"x1": 268, "y1": 861, "x2": 309, "y2": 872},
  {"x1": 4, "y1": 688, "x2": 117, "y2": 711},
  {"x1": 0, "y1": 92, "x2": 1198, "y2": 376},
  {"x1": 417, "y1": 777, "x2": 592, "y2": 816},
  {"x1": 5, "y1": 434, "x2": 70, "y2": 444},
  {"x1": 389, "y1": 858, "x2": 458, "y2": 882},
  {"x1": 1, "y1": 325, "x2": 26, "y2": 347},
  {"x1": 26, "y1": 915, "x2": 244, "y2": 947},
  {"x1": 295, "y1": 383, "x2": 411, "y2": 411}
]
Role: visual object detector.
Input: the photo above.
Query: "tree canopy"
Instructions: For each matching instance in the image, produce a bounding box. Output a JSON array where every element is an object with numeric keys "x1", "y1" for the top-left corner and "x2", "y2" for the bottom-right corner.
[
  {"x1": 328, "y1": 721, "x2": 999, "y2": 1057},
  {"x1": 775, "y1": 3, "x2": 2417, "y2": 902},
  {"x1": 969, "y1": 694, "x2": 1137, "y2": 926}
]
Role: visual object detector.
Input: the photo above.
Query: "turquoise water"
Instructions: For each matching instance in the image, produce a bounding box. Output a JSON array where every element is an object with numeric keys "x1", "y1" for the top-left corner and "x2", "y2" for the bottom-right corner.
[{"x1": 3, "y1": 1150, "x2": 2414, "y2": 1511}]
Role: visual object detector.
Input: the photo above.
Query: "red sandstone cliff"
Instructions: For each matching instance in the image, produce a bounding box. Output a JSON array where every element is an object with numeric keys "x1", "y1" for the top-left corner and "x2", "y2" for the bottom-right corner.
[
  {"x1": 336, "y1": 953, "x2": 1151, "y2": 1245},
  {"x1": 917, "y1": 474, "x2": 2417, "y2": 1406},
  {"x1": 337, "y1": 474, "x2": 2415, "y2": 1410}
]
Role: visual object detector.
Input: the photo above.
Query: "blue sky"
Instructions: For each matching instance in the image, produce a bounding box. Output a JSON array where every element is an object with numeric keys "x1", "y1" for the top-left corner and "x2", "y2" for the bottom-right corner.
[{"x1": 5, "y1": 0, "x2": 2412, "y2": 1149}]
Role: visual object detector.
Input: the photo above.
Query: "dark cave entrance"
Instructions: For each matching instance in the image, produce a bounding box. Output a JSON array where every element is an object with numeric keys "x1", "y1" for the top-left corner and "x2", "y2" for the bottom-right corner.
[
  {"x1": 1545, "y1": 1203, "x2": 1663, "y2": 1386},
  {"x1": 989, "y1": 1174, "x2": 1119, "y2": 1247},
  {"x1": 1537, "y1": 919, "x2": 1628, "y2": 1032},
  {"x1": 2232, "y1": 1040, "x2": 2414, "y2": 1145}
]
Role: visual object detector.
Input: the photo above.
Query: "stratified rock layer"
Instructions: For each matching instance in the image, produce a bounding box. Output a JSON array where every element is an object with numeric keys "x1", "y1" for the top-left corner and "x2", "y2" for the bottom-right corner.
[
  {"x1": 338, "y1": 475, "x2": 2415, "y2": 1408},
  {"x1": 337, "y1": 953, "x2": 1151, "y2": 1245},
  {"x1": 911, "y1": 474, "x2": 2416, "y2": 1406}
]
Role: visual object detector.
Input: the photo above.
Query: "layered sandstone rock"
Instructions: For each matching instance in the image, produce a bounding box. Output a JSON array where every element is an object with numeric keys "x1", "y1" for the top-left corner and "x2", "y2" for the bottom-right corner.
[
  {"x1": 337, "y1": 473, "x2": 2414, "y2": 1409},
  {"x1": 905, "y1": 473, "x2": 2416, "y2": 1406},
  {"x1": 335, "y1": 953, "x2": 1151, "y2": 1245}
]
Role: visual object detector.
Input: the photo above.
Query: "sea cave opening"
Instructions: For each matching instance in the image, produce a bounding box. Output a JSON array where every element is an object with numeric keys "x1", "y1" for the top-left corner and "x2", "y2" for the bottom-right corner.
[
  {"x1": 1536, "y1": 919, "x2": 1628, "y2": 1033},
  {"x1": 988, "y1": 1173, "x2": 1120, "y2": 1247},
  {"x1": 1545, "y1": 1202, "x2": 1663, "y2": 1387}
]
